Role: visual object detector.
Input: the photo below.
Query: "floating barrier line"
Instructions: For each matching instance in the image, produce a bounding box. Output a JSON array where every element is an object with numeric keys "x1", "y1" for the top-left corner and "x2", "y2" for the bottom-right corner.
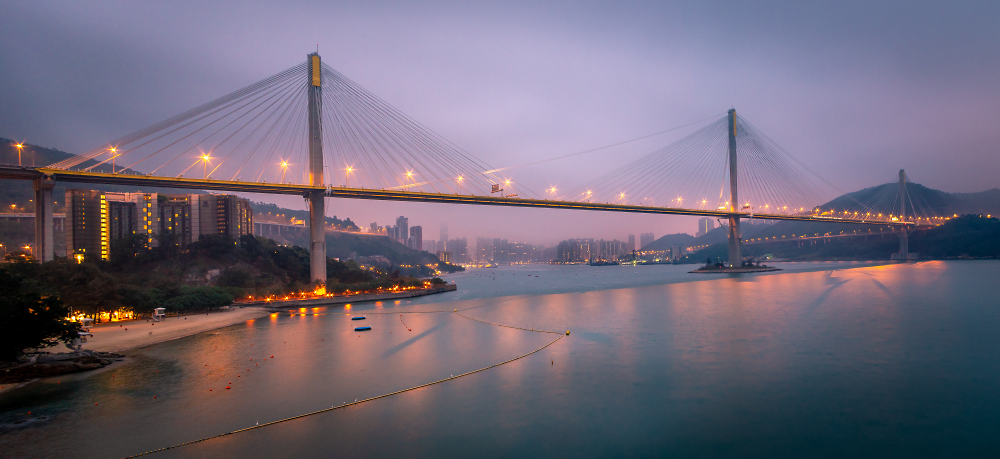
[
  {"x1": 454, "y1": 310, "x2": 565, "y2": 335},
  {"x1": 122, "y1": 311, "x2": 564, "y2": 458}
]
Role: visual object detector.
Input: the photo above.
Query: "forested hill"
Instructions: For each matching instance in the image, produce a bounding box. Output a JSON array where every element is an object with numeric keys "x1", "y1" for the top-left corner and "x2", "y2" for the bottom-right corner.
[
  {"x1": 686, "y1": 214, "x2": 1000, "y2": 262},
  {"x1": 817, "y1": 182, "x2": 1000, "y2": 217}
]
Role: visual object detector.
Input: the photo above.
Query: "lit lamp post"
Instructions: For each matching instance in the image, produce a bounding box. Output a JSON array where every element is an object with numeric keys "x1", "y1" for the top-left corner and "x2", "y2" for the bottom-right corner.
[
  {"x1": 109, "y1": 147, "x2": 117, "y2": 173},
  {"x1": 23, "y1": 244, "x2": 31, "y2": 255},
  {"x1": 406, "y1": 170, "x2": 414, "y2": 188},
  {"x1": 548, "y1": 185, "x2": 557, "y2": 199},
  {"x1": 15, "y1": 143, "x2": 24, "y2": 166},
  {"x1": 0, "y1": 243, "x2": 6, "y2": 256},
  {"x1": 456, "y1": 175, "x2": 463, "y2": 194},
  {"x1": 281, "y1": 161, "x2": 288, "y2": 183},
  {"x1": 345, "y1": 166, "x2": 354, "y2": 188},
  {"x1": 201, "y1": 154, "x2": 211, "y2": 179}
]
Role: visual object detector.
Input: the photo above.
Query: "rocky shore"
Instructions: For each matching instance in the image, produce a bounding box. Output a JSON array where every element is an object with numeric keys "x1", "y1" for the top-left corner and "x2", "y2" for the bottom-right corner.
[{"x1": 1, "y1": 351, "x2": 124, "y2": 386}]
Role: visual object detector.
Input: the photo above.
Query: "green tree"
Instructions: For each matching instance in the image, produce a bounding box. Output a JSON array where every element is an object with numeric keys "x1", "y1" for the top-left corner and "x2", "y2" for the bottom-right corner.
[{"x1": 0, "y1": 269, "x2": 81, "y2": 361}]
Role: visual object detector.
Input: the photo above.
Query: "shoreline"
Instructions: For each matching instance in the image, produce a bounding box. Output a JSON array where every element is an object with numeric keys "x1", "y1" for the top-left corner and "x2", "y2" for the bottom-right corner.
[
  {"x1": 82, "y1": 306, "x2": 272, "y2": 353},
  {"x1": 246, "y1": 284, "x2": 458, "y2": 309}
]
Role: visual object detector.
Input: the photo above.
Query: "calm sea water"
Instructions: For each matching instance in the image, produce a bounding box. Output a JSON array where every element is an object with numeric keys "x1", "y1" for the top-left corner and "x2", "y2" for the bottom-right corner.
[{"x1": 2, "y1": 261, "x2": 999, "y2": 458}]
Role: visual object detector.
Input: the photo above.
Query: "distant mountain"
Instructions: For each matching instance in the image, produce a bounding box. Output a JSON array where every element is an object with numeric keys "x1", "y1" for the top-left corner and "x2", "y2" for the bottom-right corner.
[
  {"x1": 1, "y1": 137, "x2": 77, "y2": 167},
  {"x1": 644, "y1": 221, "x2": 775, "y2": 251},
  {"x1": 1, "y1": 138, "x2": 206, "y2": 209},
  {"x1": 746, "y1": 182, "x2": 1000, "y2": 243},
  {"x1": 642, "y1": 232, "x2": 696, "y2": 250},
  {"x1": 816, "y1": 182, "x2": 1000, "y2": 217}
]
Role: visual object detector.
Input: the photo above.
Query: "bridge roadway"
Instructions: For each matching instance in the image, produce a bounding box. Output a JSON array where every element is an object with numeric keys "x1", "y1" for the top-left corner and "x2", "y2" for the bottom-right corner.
[
  {"x1": 0, "y1": 166, "x2": 929, "y2": 228},
  {"x1": 742, "y1": 229, "x2": 912, "y2": 246}
]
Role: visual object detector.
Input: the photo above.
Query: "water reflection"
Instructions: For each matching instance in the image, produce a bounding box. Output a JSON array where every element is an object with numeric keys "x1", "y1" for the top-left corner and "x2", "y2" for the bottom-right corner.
[{"x1": 2, "y1": 262, "x2": 999, "y2": 458}]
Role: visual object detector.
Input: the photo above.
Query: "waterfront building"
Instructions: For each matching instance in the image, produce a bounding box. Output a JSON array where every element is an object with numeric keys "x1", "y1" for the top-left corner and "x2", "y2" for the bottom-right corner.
[
  {"x1": 66, "y1": 189, "x2": 252, "y2": 260},
  {"x1": 640, "y1": 232, "x2": 654, "y2": 249},
  {"x1": 697, "y1": 217, "x2": 715, "y2": 237},
  {"x1": 476, "y1": 237, "x2": 493, "y2": 262},
  {"x1": 409, "y1": 225, "x2": 423, "y2": 250},
  {"x1": 447, "y1": 237, "x2": 468, "y2": 264},
  {"x1": 66, "y1": 190, "x2": 158, "y2": 260},
  {"x1": 395, "y1": 216, "x2": 409, "y2": 244}
]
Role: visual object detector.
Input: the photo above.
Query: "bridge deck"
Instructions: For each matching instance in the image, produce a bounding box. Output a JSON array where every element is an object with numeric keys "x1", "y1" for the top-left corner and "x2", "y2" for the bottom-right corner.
[{"x1": 0, "y1": 166, "x2": 930, "y2": 228}]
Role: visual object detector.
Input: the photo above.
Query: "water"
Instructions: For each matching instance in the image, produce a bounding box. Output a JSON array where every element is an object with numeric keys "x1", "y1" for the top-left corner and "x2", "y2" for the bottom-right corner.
[{"x1": 2, "y1": 261, "x2": 1000, "y2": 458}]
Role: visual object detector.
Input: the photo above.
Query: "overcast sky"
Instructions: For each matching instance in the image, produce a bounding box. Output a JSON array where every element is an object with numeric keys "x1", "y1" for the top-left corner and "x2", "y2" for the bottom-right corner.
[{"x1": 2, "y1": 1, "x2": 998, "y2": 245}]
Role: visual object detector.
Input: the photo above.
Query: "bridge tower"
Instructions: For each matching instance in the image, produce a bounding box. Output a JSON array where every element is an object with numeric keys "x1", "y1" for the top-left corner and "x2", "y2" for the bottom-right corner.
[
  {"x1": 898, "y1": 169, "x2": 909, "y2": 257},
  {"x1": 727, "y1": 109, "x2": 742, "y2": 267},
  {"x1": 34, "y1": 174, "x2": 55, "y2": 262},
  {"x1": 307, "y1": 53, "x2": 327, "y2": 285}
]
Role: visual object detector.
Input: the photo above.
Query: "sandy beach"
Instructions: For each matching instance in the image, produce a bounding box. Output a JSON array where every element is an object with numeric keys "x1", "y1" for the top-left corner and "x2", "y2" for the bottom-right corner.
[{"x1": 83, "y1": 307, "x2": 272, "y2": 352}]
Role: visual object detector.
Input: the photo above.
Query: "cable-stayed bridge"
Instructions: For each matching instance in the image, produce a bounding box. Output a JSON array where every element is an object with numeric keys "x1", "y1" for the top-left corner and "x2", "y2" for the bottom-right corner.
[{"x1": 1, "y1": 53, "x2": 939, "y2": 281}]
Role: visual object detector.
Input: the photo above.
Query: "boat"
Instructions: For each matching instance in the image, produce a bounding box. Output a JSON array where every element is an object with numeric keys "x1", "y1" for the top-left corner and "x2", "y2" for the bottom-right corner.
[
  {"x1": 588, "y1": 259, "x2": 619, "y2": 266},
  {"x1": 354, "y1": 326, "x2": 372, "y2": 331},
  {"x1": 351, "y1": 316, "x2": 366, "y2": 320}
]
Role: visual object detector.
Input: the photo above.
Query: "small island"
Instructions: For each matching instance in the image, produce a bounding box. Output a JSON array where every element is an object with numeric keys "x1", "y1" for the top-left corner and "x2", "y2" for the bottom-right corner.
[{"x1": 690, "y1": 257, "x2": 781, "y2": 274}]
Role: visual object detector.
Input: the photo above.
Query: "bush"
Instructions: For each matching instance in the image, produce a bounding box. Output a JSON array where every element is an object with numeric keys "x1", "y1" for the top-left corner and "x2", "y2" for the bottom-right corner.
[
  {"x1": 216, "y1": 267, "x2": 254, "y2": 288},
  {"x1": 167, "y1": 286, "x2": 233, "y2": 310},
  {"x1": 117, "y1": 285, "x2": 164, "y2": 312},
  {"x1": 0, "y1": 270, "x2": 81, "y2": 361}
]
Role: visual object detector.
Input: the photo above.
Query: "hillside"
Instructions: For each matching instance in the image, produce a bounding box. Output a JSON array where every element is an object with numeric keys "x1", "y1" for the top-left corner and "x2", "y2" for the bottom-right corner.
[
  {"x1": 815, "y1": 182, "x2": 1000, "y2": 218},
  {"x1": 642, "y1": 233, "x2": 696, "y2": 250},
  {"x1": 685, "y1": 214, "x2": 1000, "y2": 262}
]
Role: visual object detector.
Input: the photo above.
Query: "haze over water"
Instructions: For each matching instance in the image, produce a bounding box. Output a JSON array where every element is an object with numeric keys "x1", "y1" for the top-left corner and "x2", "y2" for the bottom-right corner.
[{"x1": 2, "y1": 261, "x2": 999, "y2": 458}]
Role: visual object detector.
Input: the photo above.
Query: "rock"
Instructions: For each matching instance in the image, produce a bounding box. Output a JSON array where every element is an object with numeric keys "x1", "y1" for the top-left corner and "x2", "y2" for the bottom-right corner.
[{"x1": 1, "y1": 351, "x2": 124, "y2": 384}]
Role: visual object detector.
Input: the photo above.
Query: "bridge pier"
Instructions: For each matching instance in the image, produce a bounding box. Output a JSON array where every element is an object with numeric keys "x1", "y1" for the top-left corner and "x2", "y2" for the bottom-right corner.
[
  {"x1": 33, "y1": 175, "x2": 55, "y2": 262},
  {"x1": 898, "y1": 169, "x2": 909, "y2": 257},
  {"x1": 726, "y1": 109, "x2": 742, "y2": 267}
]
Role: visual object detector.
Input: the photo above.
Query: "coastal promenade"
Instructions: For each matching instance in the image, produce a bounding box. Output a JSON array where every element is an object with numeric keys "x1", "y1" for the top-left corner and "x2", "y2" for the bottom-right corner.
[
  {"x1": 252, "y1": 284, "x2": 458, "y2": 310},
  {"x1": 84, "y1": 284, "x2": 458, "y2": 352},
  {"x1": 85, "y1": 307, "x2": 271, "y2": 353}
]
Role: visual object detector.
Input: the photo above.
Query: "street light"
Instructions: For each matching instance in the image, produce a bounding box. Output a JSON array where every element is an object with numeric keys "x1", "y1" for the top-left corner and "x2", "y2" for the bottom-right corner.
[
  {"x1": 15, "y1": 143, "x2": 24, "y2": 166},
  {"x1": 281, "y1": 161, "x2": 289, "y2": 183},
  {"x1": 456, "y1": 175, "x2": 463, "y2": 194},
  {"x1": 345, "y1": 165, "x2": 354, "y2": 188},
  {"x1": 109, "y1": 147, "x2": 117, "y2": 174},
  {"x1": 201, "y1": 154, "x2": 211, "y2": 179}
]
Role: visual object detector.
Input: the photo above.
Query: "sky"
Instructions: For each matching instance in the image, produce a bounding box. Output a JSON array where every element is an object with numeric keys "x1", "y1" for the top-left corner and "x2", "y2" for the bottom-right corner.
[{"x1": 2, "y1": 0, "x2": 998, "y2": 245}]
